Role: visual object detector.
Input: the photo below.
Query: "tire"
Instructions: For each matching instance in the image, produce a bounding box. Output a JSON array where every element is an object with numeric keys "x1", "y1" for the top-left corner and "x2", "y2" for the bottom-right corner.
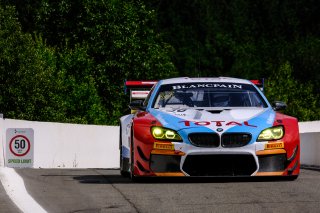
[
  {"x1": 130, "y1": 140, "x2": 135, "y2": 180},
  {"x1": 120, "y1": 156, "x2": 129, "y2": 177},
  {"x1": 119, "y1": 125, "x2": 129, "y2": 177},
  {"x1": 130, "y1": 128, "x2": 137, "y2": 181},
  {"x1": 284, "y1": 175, "x2": 299, "y2": 181}
]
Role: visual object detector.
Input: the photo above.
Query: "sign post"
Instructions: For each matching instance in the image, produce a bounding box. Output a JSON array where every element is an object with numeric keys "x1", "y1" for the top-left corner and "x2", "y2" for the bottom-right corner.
[{"x1": 6, "y1": 128, "x2": 34, "y2": 168}]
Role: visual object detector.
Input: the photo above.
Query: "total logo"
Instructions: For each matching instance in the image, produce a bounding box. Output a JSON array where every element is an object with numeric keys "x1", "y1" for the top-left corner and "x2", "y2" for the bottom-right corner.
[{"x1": 179, "y1": 120, "x2": 257, "y2": 127}]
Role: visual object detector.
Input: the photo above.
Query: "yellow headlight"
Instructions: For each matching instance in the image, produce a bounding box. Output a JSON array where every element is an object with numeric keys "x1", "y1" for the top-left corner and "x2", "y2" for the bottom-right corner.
[
  {"x1": 257, "y1": 126, "x2": 284, "y2": 141},
  {"x1": 151, "y1": 127, "x2": 182, "y2": 141},
  {"x1": 152, "y1": 127, "x2": 165, "y2": 138}
]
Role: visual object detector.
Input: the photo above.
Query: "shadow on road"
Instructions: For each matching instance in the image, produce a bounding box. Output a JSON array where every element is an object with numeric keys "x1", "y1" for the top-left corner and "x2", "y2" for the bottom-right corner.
[{"x1": 72, "y1": 171, "x2": 298, "y2": 184}]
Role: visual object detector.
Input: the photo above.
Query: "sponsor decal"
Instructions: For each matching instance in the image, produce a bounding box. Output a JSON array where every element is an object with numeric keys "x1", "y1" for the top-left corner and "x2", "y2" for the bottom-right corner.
[
  {"x1": 172, "y1": 84, "x2": 243, "y2": 90},
  {"x1": 179, "y1": 120, "x2": 257, "y2": 127},
  {"x1": 153, "y1": 142, "x2": 174, "y2": 150},
  {"x1": 265, "y1": 142, "x2": 284, "y2": 149}
]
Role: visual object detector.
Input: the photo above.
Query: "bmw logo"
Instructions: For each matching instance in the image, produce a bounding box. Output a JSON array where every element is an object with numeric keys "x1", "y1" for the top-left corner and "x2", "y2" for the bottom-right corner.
[{"x1": 217, "y1": 128, "x2": 223, "y2": 132}]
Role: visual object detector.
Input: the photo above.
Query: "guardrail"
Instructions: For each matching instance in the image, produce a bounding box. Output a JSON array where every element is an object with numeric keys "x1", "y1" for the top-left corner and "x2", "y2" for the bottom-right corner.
[{"x1": 0, "y1": 118, "x2": 319, "y2": 168}]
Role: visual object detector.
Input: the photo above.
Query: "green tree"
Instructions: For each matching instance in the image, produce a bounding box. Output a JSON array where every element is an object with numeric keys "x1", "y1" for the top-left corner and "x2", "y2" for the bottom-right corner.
[
  {"x1": 265, "y1": 61, "x2": 320, "y2": 121},
  {"x1": 0, "y1": 1, "x2": 177, "y2": 124},
  {"x1": 0, "y1": 5, "x2": 61, "y2": 121},
  {"x1": 0, "y1": 5, "x2": 108, "y2": 124},
  {"x1": 1, "y1": 0, "x2": 320, "y2": 123},
  {"x1": 56, "y1": 44, "x2": 107, "y2": 124}
]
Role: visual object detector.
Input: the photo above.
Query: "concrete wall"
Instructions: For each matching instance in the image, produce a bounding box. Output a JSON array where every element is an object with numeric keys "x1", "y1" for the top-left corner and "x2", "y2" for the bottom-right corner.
[
  {"x1": 0, "y1": 118, "x2": 119, "y2": 168},
  {"x1": 299, "y1": 121, "x2": 320, "y2": 167},
  {"x1": 300, "y1": 133, "x2": 320, "y2": 167},
  {"x1": 0, "y1": 118, "x2": 319, "y2": 168}
]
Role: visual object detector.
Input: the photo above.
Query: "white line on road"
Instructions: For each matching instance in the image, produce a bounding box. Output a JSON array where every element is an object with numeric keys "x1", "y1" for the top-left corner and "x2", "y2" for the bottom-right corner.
[{"x1": 0, "y1": 167, "x2": 47, "y2": 213}]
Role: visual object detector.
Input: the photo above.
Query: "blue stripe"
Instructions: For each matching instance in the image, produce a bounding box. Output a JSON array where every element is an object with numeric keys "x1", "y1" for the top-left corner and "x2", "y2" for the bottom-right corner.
[
  {"x1": 224, "y1": 109, "x2": 275, "y2": 144},
  {"x1": 149, "y1": 109, "x2": 214, "y2": 145}
]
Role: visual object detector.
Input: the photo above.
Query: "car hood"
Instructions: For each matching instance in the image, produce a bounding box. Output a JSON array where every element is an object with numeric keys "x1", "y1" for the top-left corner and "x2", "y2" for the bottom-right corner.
[{"x1": 148, "y1": 107, "x2": 276, "y2": 135}]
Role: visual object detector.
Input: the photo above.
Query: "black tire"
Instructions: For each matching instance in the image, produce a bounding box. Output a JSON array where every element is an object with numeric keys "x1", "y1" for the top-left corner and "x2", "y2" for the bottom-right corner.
[
  {"x1": 130, "y1": 128, "x2": 137, "y2": 181},
  {"x1": 130, "y1": 141, "x2": 135, "y2": 180},
  {"x1": 120, "y1": 156, "x2": 129, "y2": 177},
  {"x1": 119, "y1": 125, "x2": 129, "y2": 177},
  {"x1": 284, "y1": 175, "x2": 299, "y2": 181}
]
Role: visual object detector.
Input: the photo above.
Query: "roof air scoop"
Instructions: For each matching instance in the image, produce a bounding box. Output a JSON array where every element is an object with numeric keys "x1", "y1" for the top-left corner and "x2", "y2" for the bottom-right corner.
[{"x1": 206, "y1": 110, "x2": 223, "y2": 114}]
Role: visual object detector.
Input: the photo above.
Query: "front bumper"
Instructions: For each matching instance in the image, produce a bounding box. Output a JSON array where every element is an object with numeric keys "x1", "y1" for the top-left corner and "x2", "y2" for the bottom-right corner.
[{"x1": 146, "y1": 142, "x2": 299, "y2": 177}]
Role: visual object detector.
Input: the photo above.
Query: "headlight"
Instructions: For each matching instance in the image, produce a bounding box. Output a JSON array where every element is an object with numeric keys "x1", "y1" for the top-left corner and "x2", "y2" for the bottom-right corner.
[
  {"x1": 257, "y1": 126, "x2": 284, "y2": 141},
  {"x1": 151, "y1": 126, "x2": 182, "y2": 141}
]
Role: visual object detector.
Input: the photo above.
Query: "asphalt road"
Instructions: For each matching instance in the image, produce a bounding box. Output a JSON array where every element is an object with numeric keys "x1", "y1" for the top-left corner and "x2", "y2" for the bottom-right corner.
[
  {"x1": 1, "y1": 168, "x2": 319, "y2": 213},
  {"x1": 0, "y1": 182, "x2": 21, "y2": 213}
]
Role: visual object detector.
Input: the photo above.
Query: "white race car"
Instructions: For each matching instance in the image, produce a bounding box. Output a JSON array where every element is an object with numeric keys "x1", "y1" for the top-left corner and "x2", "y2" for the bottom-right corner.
[{"x1": 120, "y1": 77, "x2": 300, "y2": 180}]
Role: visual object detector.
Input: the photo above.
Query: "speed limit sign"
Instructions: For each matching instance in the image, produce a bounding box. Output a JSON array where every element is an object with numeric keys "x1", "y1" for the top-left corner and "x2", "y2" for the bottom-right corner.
[
  {"x1": 9, "y1": 135, "x2": 31, "y2": 157},
  {"x1": 6, "y1": 128, "x2": 34, "y2": 168}
]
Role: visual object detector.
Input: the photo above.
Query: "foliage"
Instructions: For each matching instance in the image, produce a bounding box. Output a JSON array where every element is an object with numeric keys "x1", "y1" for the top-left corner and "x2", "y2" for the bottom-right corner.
[
  {"x1": 56, "y1": 44, "x2": 108, "y2": 124},
  {"x1": 265, "y1": 62, "x2": 320, "y2": 121},
  {"x1": 145, "y1": 0, "x2": 320, "y2": 120},
  {"x1": 0, "y1": 0, "x2": 319, "y2": 123},
  {"x1": 0, "y1": 6, "x2": 59, "y2": 121},
  {"x1": 0, "y1": 2, "x2": 176, "y2": 124}
]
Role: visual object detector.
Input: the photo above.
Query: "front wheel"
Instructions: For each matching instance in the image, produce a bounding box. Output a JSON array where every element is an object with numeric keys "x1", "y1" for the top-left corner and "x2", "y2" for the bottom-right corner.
[
  {"x1": 129, "y1": 129, "x2": 139, "y2": 181},
  {"x1": 120, "y1": 155, "x2": 129, "y2": 177},
  {"x1": 130, "y1": 139, "x2": 136, "y2": 180},
  {"x1": 119, "y1": 125, "x2": 129, "y2": 177}
]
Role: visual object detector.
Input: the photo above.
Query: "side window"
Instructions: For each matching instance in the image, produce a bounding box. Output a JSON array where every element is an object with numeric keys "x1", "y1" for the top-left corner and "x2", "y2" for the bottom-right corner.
[
  {"x1": 249, "y1": 92, "x2": 264, "y2": 107},
  {"x1": 143, "y1": 85, "x2": 155, "y2": 107}
]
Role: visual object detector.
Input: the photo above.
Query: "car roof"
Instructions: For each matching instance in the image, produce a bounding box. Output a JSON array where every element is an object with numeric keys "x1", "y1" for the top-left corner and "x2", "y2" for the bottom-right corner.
[{"x1": 159, "y1": 77, "x2": 252, "y2": 85}]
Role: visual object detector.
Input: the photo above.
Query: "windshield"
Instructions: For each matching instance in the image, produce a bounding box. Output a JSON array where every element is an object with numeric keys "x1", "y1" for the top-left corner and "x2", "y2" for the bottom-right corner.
[{"x1": 153, "y1": 82, "x2": 267, "y2": 109}]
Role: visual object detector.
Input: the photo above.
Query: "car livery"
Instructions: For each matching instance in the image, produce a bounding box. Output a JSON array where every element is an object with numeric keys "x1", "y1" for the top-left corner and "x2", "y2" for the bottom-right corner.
[{"x1": 120, "y1": 77, "x2": 300, "y2": 179}]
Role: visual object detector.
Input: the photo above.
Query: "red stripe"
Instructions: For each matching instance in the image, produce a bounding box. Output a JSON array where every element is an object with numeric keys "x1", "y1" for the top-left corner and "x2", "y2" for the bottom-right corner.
[
  {"x1": 132, "y1": 91, "x2": 149, "y2": 94},
  {"x1": 126, "y1": 81, "x2": 157, "y2": 87},
  {"x1": 250, "y1": 80, "x2": 262, "y2": 85}
]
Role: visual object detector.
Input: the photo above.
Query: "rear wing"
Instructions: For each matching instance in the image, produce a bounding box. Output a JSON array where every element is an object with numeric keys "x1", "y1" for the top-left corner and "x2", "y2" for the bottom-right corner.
[
  {"x1": 125, "y1": 81, "x2": 157, "y2": 102},
  {"x1": 250, "y1": 79, "x2": 264, "y2": 93}
]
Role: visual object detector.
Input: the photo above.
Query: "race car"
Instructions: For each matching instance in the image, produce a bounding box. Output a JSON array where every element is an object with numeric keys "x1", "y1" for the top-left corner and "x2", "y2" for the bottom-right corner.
[{"x1": 119, "y1": 77, "x2": 300, "y2": 179}]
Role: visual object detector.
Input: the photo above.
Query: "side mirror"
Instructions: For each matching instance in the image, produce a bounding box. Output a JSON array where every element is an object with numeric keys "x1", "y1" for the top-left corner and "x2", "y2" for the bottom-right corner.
[
  {"x1": 272, "y1": 101, "x2": 287, "y2": 111},
  {"x1": 129, "y1": 100, "x2": 146, "y2": 111}
]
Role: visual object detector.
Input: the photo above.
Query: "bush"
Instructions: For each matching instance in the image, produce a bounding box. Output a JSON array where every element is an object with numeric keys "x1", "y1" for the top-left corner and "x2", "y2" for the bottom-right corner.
[{"x1": 265, "y1": 61, "x2": 320, "y2": 121}]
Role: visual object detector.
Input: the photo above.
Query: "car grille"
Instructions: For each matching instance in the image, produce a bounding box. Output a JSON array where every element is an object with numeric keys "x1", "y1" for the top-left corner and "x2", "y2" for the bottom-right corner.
[
  {"x1": 188, "y1": 133, "x2": 220, "y2": 147},
  {"x1": 188, "y1": 133, "x2": 252, "y2": 148},
  {"x1": 182, "y1": 154, "x2": 257, "y2": 176},
  {"x1": 221, "y1": 133, "x2": 252, "y2": 147}
]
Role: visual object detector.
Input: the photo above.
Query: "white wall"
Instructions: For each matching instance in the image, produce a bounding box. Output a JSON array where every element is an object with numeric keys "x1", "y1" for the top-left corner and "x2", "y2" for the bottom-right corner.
[
  {"x1": 299, "y1": 121, "x2": 320, "y2": 167},
  {"x1": 1, "y1": 118, "x2": 119, "y2": 168},
  {"x1": 299, "y1": 121, "x2": 320, "y2": 133},
  {"x1": 300, "y1": 133, "x2": 320, "y2": 166},
  {"x1": 0, "y1": 118, "x2": 319, "y2": 169}
]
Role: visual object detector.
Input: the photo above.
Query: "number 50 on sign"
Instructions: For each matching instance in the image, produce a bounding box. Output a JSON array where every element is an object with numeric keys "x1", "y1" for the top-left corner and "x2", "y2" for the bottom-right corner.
[
  {"x1": 10, "y1": 135, "x2": 31, "y2": 156},
  {"x1": 6, "y1": 128, "x2": 34, "y2": 168}
]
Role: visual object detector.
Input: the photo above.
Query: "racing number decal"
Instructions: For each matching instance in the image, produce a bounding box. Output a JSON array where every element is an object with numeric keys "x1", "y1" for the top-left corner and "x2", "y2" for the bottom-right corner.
[{"x1": 9, "y1": 135, "x2": 31, "y2": 157}]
